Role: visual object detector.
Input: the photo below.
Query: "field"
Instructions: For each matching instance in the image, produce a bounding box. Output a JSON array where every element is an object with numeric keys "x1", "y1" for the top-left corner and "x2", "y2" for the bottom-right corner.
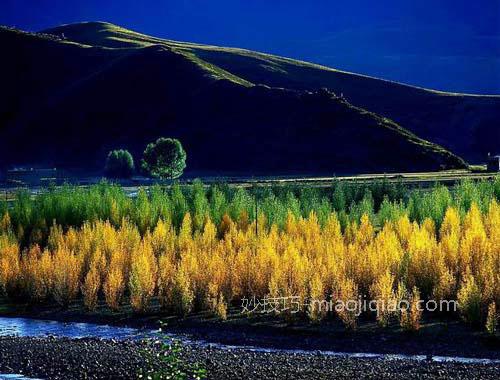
[{"x1": 0, "y1": 176, "x2": 499, "y2": 338}]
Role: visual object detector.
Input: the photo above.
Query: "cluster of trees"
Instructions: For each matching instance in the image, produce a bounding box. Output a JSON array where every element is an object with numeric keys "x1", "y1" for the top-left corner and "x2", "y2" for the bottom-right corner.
[
  {"x1": 0, "y1": 200, "x2": 498, "y2": 333},
  {"x1": 105, "y1": 137, "x2": 186, "y2": 180}
]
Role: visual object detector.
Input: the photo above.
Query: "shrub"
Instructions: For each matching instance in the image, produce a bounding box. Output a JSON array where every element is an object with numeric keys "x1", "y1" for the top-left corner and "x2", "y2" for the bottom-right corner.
[
  {"x1": 81, "y1": 250, "x2": 105, "y2": 311},
  {"x1": 0, "y1": 212, "x2": 11, "y2": 233},
  {"x1": 0, "y1": 237, "x2": 20, "y2": 297},
  {"x1": 370, "y1": 271, "x2": 397, "y2": 327},
  {"x1": 334, "y1": 277, "x2": 359, "y2": 330},
  {"x1": 457, "y1": 274, "x2": 482, "y2": 325},
  {"x1": 22, "y1": 245, "x2": 52, "y2": 302},
  {"x1": 104, "y1": 149, "x2": 135, "y2": 178},
  {"x1": 129, "y1": 240, "x2": 157, "y2": 313},
  {"x1": 486, "y1": 302, "x2": 497, "y2": 335},
  {"x1": 191, "y1": 179, "x2": 209, "y2": 231},
  {"x1": 82, "y1": 266, "x2": 101, "y2": 311},
  {"x1": 307, "y1": 274, "x2": 327, "y2": 323},
  {"x1": 51, "y1": 247, "x2": 82, "y2": 307},
  {"x1": 157, "y1": 253, "x2": 176, "y2": 310},
  {"x1": 171, "y1": 266, "x2": 194, "y2": 316},
  {"x1": 206, "y1": 282, "x2": 228, "y2": 320},
  {"x1": 213, "y1": 294, "x2": 228, "y2": 321},
  {"x1": 400, "y1": 286, "x2": 422, "y2": 332},
  {"x1": 141, "y1": 137, "x2": 186, "y2": 179},
  {"x1": 104, "y1": 257, "x2": 125, "y2": 311},
  {"x1": 432, "y1": 269, "x2": 456, "y2": 305}
]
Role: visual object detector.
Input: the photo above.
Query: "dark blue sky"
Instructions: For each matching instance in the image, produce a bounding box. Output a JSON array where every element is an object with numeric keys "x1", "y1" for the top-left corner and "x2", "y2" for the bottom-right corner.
[{"x1": 3, "y1": 0, "x2": 500, "y2": 93}]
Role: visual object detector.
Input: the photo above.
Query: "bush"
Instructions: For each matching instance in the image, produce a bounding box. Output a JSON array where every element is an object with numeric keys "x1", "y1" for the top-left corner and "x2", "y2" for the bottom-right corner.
[
  {"x1": 141, "y1": 137, "x2": 186, "y2": 179},
  {"x1": 334, "y1": 277, "x2": 359, "y2": 330},
  {"x1": 486, "y1": 302, "x2": 497, "y2": 335},
  {"x1": 51, "y1": 247, "x2": 82, "y2": 307},
  {"x1": 104, "y1": 149, "x2": 135, "y2": 178},
  {"x1": 400, "y1": 286, "x2": 422, "y2": 332},
  {"x1": 104, "y1": 258, "x2": 125, "y2": 311},
  {"x1": 171, "y1": 266, "x2": 194, "y2": 316},
  {"x1": 457, "y1": 274, "x2": 482, "y2": 325},
  {"x1": 0, "y1": 237, "x2": 20, "y2": 297},
  {"x1": 22, "y1": 245, "x2": 52, "y2": 302},
  {"x1": 82, "y1": 264, "x2": 101, "y2": 311},
  {"x1": 129, "y1": 240, "x2": 157, "y2": 313},
  {"x1": 0, "y1": 212, "x2": 11, "y2": 233},
  {"x1": 81, "y1": 250, "x2": 104, "y2": 311},
  {"x1": 206, "y1": 282, "x2": 228, "y2": 320},
  {"x1": 370, "y1": 271, "x2": 397, "y2": 327},
  {"x1": 158, "y1": 253, "x2": 176, "y2": 310},
  {"x1": 307, "y1": 274, "x2": 327, "y2": 323}
]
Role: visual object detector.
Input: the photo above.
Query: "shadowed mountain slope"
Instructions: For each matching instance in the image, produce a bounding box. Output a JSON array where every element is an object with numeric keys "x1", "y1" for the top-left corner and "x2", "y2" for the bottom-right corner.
[
  {"x1": 43, "y1": 22, "x2": 500, "y2": 163},
  {"x1": 0, "y1": 24, "x2": 466, "y2": 175}
]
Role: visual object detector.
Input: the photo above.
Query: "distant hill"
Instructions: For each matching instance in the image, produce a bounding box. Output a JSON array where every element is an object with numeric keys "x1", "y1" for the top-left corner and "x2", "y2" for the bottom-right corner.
[
  {"x1": 0, "y1": 23, "x2": 469, "y2": 175},
  {"x1": 43, "y1": 22, "x2": 500, "y2": 162}
]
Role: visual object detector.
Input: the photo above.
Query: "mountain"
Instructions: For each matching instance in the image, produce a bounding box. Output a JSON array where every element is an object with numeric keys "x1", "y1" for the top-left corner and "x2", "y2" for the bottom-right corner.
[
  {"x1": 0, "y1": 23, "x2": 470, "y2": 175},
  {"x1": 44, "y1": 22, "x2": 500, "y2": 162}
]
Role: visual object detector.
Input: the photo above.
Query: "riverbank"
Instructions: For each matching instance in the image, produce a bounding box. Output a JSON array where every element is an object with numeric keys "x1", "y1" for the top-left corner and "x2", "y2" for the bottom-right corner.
[
  {"x1": 1, "y1": 301, "x2": 499, "y2": 361},
  {"x1": 0, "y1": 336, "x2": 499, "y2": 380},
  {"x1": 0, "y1": 336, "x2": 156, "y2": 379}
]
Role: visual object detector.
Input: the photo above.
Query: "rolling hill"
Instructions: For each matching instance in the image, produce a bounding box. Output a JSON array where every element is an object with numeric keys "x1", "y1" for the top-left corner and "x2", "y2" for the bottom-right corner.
[
  {"x1": 0, "y1": 23, "x2": 473, "y2": 175},
  {"x1": 44, "y1": 22, "x2": 500, "y2": 162}
]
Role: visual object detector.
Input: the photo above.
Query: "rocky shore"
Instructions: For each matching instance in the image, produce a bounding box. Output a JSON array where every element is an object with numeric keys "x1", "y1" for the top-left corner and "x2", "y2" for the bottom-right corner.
[
  {"x1": 0, "y1": 336, "x2": 499, "y2": 380},
  {"x1": 0, "y1": 336, "x2": 159, "y2": 379}
]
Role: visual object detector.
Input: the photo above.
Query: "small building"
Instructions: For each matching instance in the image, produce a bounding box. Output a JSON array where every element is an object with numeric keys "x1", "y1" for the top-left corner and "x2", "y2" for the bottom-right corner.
[{"x1": 487, "y1": 155, "x2": 500, "y2": 172}]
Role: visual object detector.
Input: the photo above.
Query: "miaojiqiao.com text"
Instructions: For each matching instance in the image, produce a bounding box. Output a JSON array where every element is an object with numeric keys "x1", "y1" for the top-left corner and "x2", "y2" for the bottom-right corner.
[{"x1": 241, "y1": 295, "x2": 458, "y2": 316}]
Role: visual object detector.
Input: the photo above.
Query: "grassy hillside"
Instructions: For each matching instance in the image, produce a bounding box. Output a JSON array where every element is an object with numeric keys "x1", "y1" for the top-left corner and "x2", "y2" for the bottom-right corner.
[
  {"x1": 0, "y1": 24, "x2": 465, "y2": 175},
  {"x1": 43, "y1": 21, "x2": 500, "y2": 162}
]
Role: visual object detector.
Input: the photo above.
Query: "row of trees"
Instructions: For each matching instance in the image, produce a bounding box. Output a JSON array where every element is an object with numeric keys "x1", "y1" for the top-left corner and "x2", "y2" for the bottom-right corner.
[
  {"x1": 1, "y1": 178, "x2": 498, "y2": 249},
  {"x1": 105, "y1": 138, "x2": 187, "y2": 179},
  {"x1": 0, "y1": 201, "x2": 498, "y2": 332}
]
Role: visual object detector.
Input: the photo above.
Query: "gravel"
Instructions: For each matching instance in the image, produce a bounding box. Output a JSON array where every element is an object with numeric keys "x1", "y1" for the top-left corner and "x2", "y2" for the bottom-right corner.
[
  {"x1": 0, "y1": 336, "x2": 499, "y2": 380},
  {"x1": 0, "y1": 336, "x2": 156, "y2": 379},
  {"x1": 184, "y1": 347, "x2": 500, "y2": 379}
]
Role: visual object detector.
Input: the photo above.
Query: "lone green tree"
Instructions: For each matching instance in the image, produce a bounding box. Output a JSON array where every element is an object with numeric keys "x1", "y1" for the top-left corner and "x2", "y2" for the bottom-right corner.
[
  {"x1": 104, "y1": 149, "x2": 135, "y2": 178},
  {"x1": 141, "y1": 138, "x2": 187, "y2": 179}
]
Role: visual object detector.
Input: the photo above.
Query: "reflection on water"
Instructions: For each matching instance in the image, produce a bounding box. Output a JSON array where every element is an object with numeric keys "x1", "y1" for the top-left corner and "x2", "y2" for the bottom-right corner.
[{"x1": 0, "y1": 375, "x2": 42, "y2": 380}]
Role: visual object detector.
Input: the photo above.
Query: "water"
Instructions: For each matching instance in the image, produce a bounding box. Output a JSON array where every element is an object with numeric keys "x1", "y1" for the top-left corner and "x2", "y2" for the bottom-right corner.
[
  {"x1": 0, "y1": 316, "x2": 151, "y2": 340},
  {"x1": 197, "y1": 343, "x2": 500, "y2": 365},
  {"x1": 0, "y1": 316, "x2": 499, "y2": 367},
  {"x1": 0, "y1": 317, "x2": 157, "y2": 380}
]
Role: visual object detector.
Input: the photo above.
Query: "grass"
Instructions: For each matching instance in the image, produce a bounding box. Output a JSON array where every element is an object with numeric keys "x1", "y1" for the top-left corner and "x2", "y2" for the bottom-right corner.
[
  {"x1": 181, "y1": 50, "x2": 252, "y2": 87},
  {"x1": 44, "y1": 22, "x2": 253, "y2": 87}
]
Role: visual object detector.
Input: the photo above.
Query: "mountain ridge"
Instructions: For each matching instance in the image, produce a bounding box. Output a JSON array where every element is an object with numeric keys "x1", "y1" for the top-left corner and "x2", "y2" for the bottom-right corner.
[
  {"x1": 43, "y1": 21, "x2": 500, "y2": 97},
  {"x1": 0, "y1": 23, "x2": 470, "y2": 175},
  {"x1": 40, "y1": 22, "x2": 500, "y2": 162}
]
